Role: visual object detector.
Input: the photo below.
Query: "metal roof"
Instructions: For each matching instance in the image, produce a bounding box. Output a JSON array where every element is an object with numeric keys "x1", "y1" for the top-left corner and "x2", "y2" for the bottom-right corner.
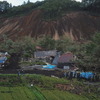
[{"x1": 34, "y1": 50, "x2": 57, "y2": 58}]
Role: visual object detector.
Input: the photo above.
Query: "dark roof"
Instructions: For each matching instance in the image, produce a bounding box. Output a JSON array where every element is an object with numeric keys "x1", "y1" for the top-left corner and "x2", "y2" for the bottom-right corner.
[
  {"x1": 58, "y1": 52, "x2": 74, "y2": 63},
  {"x1": 34, "y1": 50, "x2": 57, "y2": 58}
]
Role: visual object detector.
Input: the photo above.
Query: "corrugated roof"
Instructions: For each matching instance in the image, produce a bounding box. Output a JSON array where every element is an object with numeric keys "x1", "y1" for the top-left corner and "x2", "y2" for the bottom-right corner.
[
  {"x1": 34, "y1": 50, "x2": 57, "y2": 58},
  {"x1": 58, "y1": 52, "x2": 74, "y2": 63}
]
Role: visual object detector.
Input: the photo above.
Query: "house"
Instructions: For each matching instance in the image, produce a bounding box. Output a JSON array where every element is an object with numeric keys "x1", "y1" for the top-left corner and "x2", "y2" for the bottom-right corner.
[
  {"x1": 34, "y1": 50, "x2": 61, "y2": 64},
  {"x1": 57, "y1": 52, "x2": 77, "y2": 70},
  {"x1": 0, "y1": 52, "x2": 8, "y2": 68}
]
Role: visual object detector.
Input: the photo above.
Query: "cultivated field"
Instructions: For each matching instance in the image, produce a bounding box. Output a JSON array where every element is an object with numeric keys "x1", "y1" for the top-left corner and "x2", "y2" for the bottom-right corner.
[
  {"x1": 0, "y1": 86, "x2": 92, "y2": 100},
  {"x1": 0, "y1": 74, "x2": 99, "y2": 100}
]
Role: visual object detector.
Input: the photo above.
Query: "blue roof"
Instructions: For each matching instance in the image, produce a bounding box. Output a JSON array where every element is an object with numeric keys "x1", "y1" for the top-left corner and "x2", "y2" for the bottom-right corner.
[
  {"x1": 0, "y1": 60, "x2": 5, "y2": 63},
  {"x1": 0, "y1": 57, "x2": 7, "y2": 64}
]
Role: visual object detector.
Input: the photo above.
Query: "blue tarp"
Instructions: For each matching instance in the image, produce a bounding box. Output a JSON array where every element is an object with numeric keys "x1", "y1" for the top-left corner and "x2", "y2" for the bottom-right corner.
[
  {"x1": 43, "y1": 64, "x2": 56, "y2": 69},
  {"x1": 0, "y1": 60, "x2": 5, "y2": 63},
  {"x1": 80, "y1": 72, "x2": 94, "y2": 79},
  {"x1": 0, "y1": 57, "x2": 7, "y2": 64}
]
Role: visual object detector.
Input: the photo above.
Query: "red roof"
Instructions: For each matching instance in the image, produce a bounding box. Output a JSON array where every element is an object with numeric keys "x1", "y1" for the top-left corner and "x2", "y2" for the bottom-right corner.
[
  {"x1": 58, "y1": 52, "x2": 74, "y2": 63},
  {"x1": 36, "y1": 46, "x2": 43, "y2": 50}
]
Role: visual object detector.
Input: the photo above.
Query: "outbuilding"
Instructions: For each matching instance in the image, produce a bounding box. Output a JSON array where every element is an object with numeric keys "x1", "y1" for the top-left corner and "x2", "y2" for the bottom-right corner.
[{"x1": 34, "y1": 50, "x2": 61, "y2": 64}]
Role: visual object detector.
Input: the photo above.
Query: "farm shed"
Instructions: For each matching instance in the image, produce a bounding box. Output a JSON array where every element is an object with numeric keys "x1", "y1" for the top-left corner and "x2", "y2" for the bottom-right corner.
[{"x1": 34, "y1": 50, "x2": 61, "y2": 64}]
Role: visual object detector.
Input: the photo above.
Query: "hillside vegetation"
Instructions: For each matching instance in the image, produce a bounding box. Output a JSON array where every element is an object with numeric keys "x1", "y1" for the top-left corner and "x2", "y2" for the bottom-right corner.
[{"x1": 0, "y1": 0, "x2": 100, "y2": 19}]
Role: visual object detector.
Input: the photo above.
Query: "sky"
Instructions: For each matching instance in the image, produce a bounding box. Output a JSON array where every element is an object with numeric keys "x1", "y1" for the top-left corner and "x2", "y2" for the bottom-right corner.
[{"x1": 0, "y1": 0, "x2": 82, "y2": 6}]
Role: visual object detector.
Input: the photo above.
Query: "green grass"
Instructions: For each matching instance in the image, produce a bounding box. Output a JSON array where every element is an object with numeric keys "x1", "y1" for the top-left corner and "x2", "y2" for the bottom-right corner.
[
  {"x1": 40, "y1": 89, "x2": 89, "y2": 100},
  {"x1": 0, "y1": 86, "x2": 94, "y2": 100},
  {"x1": 0, "y1": 86, "x2": 36, "y2": 100},
  {"x1": 0, "y1": 74, "x2": 100, "y2": 100}
]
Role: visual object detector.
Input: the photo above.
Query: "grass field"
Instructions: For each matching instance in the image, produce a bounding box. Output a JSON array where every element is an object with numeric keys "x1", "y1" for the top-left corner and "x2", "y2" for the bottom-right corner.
[
  {"x1": 40, "y1": 89, "x2": 89, "y2": 100},
  {"x1": 0, "y1": 86, "x2": 99, "y2": 100},
  {"x1": 0, "y1": 74, "x2": 99, "y2": 100},
  {"x1": 0, "y1": 86, "x2": 37, "y2": 100}
]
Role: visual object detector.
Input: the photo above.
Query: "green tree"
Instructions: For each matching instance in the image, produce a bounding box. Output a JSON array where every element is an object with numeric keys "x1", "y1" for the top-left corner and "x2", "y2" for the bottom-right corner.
[
  {"x1": 76, "y1": 33, "x2": 100, "y2": 72},
  {"x1": 23, "y1": 1, "x2": 26, "y2": 5},
  {"x1": 27, "y1": 0, "x2": 30, "y2": 4},
  {"x1": 0, "y1": 36, "x2": 36, "y2": 69},
  {"x1": 20, "y1": 36, "x2": 36, "y2": 58},
  {"x1": 55, "y1": 37, "x2": 72, "y2": 52},
  {"x1": 82, "y1": 0, "x2": 100, "y2": 13},
  {"x1": 0, "y1": 1, "x2": 10, "y2": 12},
  {"x1": 41, "y1": 0, "x2": 81, "y2": 20},
  {"x1": 37, "y1": 36, "x2": 56, "y2": 50}
]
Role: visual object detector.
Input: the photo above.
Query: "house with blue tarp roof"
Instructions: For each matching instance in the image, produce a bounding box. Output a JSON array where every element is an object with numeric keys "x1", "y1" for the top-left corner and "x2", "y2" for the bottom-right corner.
[
  {"x1": 0, "y1": 57, "x2": 7, "y2": 63},
  {"x1": 0, "y1": 52, "x2": 8, "y2": 67}
]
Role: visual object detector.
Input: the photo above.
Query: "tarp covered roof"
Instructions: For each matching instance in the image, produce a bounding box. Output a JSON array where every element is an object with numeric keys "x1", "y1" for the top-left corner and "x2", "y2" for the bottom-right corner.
[
  {"x1": 0, "y1": 57, "x2": 7, "y2": 63},
  {"x1": 0, "y1": 52, "x2": 8, "y2": 64}
]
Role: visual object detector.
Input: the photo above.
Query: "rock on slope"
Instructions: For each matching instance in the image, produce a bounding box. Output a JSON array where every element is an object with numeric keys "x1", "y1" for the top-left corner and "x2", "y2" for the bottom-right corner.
[{"x1": 0, "y1": 10, "x2": 100, "y2": 41}]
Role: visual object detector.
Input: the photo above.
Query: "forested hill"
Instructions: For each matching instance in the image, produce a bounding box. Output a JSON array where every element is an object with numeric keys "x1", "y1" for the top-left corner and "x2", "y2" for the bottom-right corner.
[{"x1": 0, "y1": 0, "x2": 100, "y2": 41}]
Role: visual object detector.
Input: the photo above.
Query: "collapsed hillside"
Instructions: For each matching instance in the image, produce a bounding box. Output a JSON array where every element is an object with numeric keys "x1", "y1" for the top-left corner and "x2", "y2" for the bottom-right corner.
[{"x1": 0, "y1": 10, "x2": 100, "y2": 41}]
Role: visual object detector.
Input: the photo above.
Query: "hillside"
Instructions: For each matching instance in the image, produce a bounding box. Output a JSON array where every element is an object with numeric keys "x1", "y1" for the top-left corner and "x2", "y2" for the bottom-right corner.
[{"x1": 0, "y1": 9, "x2": 100, "y2": 41}]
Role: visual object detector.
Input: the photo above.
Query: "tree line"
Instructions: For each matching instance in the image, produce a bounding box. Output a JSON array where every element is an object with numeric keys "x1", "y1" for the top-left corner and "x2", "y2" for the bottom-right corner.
[
  {"x1": 82, "y1": 0, "x2": 100, "y2": 13},
  {"x1": 0, "y1": 1, "x2": 12, "y2": 13},
  {"x1": 0, "y1": 0, "x2": 100, "y2": 19},
  {"x1": 0, "y1": 0, "x2": 43, "y2": 17}
]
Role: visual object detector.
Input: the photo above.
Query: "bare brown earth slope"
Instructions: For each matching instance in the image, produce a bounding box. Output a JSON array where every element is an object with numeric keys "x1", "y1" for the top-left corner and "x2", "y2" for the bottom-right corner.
[{"x1": 0, "y1": 10, "x2": 100, "y2": 41}]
